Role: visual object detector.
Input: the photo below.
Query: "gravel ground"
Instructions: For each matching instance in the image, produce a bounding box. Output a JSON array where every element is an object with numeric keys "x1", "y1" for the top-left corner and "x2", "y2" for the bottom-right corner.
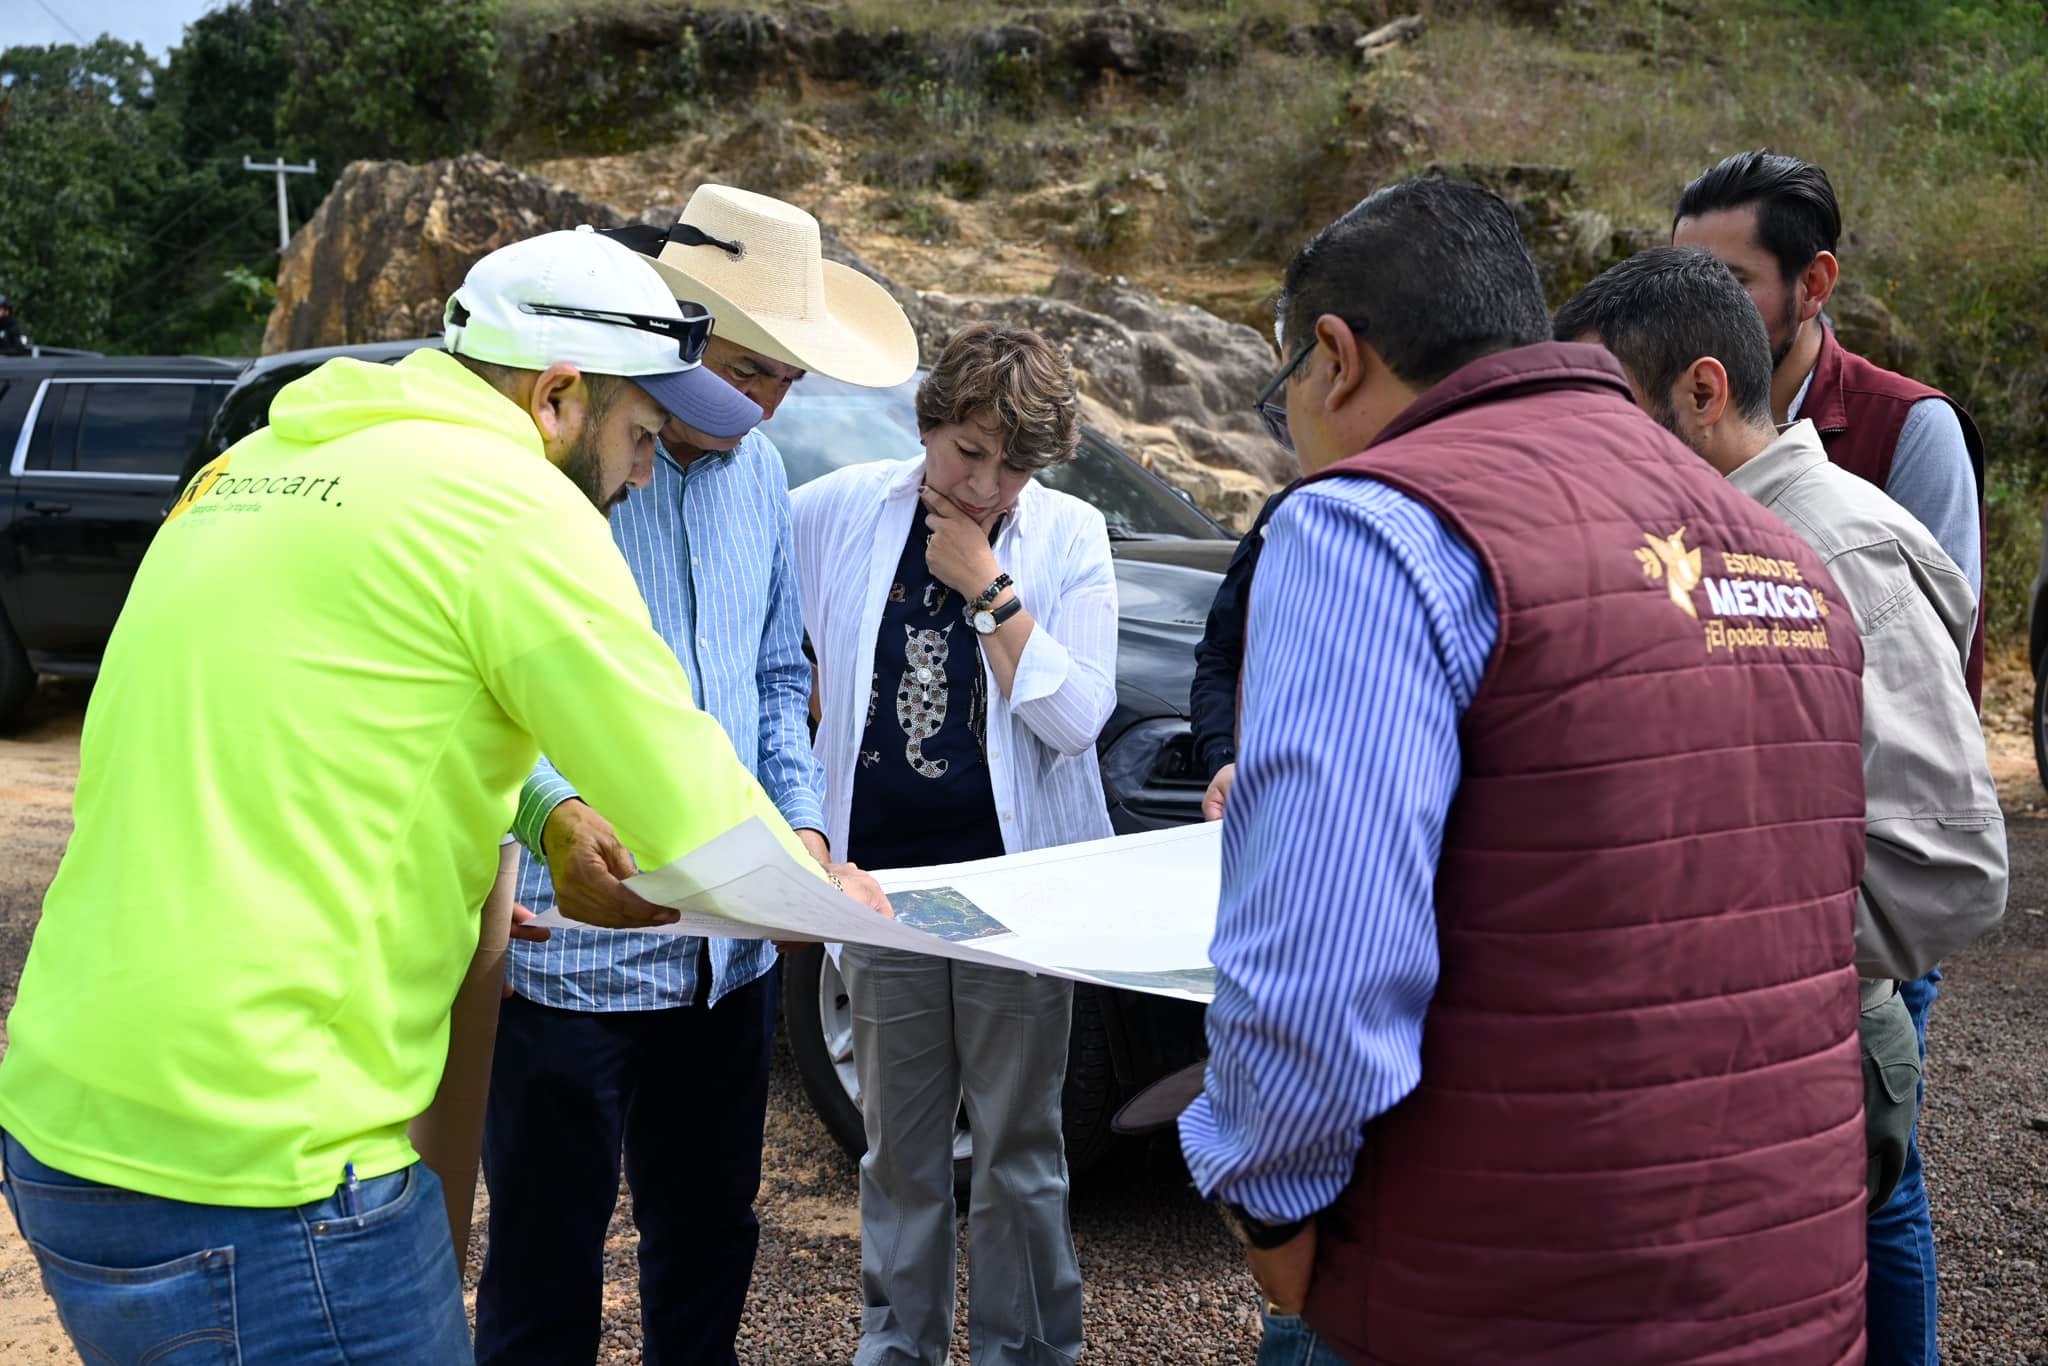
[
  {"x1": 454, "y1": 1043, "x2": 1265, "y2": 1366},
  {"x1": 0, "y1": 672, "x2": 2042, "y2": 1363}
]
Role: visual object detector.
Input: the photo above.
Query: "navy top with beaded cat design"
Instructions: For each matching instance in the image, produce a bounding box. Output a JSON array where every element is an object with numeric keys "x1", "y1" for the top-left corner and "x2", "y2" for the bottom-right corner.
[{"x1": 845, "y1": 515, "x2": 1008, "y2": 869}]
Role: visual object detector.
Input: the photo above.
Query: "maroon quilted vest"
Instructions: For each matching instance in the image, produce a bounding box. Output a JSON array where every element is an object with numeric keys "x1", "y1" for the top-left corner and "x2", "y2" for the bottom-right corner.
[
  {"x1": 1297, "y1": 344, "x2": 1869, "y2": 1366},
  {"x1": 1805, "y1": 322, "x2": 1988, "y2": 704}
]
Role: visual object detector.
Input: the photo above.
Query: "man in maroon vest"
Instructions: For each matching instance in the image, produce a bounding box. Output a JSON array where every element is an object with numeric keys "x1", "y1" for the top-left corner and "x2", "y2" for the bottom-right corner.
[
  {"x1": 1179, "y1": 176, "x2": 1871, "y2": 1365},
  {"x1": 1671, "y1": 150, "x2": 1985, "y2": 702},
  {"x1": 1675, "y1": 151, "x2": 1983, "y2": 1366}
]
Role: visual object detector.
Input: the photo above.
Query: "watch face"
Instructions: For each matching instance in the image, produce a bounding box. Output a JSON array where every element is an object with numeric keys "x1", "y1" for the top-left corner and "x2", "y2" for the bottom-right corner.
[{"x1": 973, "y1": 609, "x2": 997, "y2": 635}]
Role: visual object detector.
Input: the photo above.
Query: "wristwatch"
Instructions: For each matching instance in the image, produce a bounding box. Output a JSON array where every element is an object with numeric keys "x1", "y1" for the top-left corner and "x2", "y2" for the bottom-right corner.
[
  {"x1": 1215, "y1": 1201, "x2": 1311, "y2": 1250},
  {"x1": 969, "y1": 595, "x2": 1023, "y2": 636}
]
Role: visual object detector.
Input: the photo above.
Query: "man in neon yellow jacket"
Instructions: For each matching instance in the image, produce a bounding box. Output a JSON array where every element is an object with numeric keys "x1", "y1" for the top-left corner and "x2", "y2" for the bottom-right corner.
[{"x1": 0, "y1": 229, "x2": 883, "y2": 1363}]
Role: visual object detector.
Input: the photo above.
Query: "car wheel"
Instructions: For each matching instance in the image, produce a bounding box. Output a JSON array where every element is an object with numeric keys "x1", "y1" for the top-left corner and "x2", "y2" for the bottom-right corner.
[
  {"x1": 782, "y1": 946, "x2": 1118, "y2": 1193},
  {"x1": 2033, "y1": 656, "x2": 2048, "y2": 794},
  {"x1": 0, "y1": 610, "x2": 32, "y2": 734}
]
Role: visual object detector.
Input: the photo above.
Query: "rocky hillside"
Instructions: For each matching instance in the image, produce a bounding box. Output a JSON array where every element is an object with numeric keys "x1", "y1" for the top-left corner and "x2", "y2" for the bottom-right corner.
[
  {"x1": 261, "y1": 0, "x2": 2044, "y2": 603},
  {"x1": 266, "y1": 154, "x2": 1291, "y2": 526}
]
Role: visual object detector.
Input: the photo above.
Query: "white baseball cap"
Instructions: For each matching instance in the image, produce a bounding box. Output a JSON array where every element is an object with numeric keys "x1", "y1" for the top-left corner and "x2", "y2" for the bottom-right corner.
[{"x1": 443, "y1": 228, "x2": 762, "y2": 439}]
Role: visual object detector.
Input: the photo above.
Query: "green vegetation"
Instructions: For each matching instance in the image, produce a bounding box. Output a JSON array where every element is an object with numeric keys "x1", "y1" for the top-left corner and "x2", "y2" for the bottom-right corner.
[
  {"x1": 0, "y1": 0, "x2": 493, "y2": 357},
  {"x1": 875, "y1": 191, "x2": 959, "y2": 244},
  {"x1": 2, "y1": 0, "x2": 2039, "y2": 639},
  {"x1": 278, "y1": 0, "x2": 499, "y2": 162},
  {"x1": 1381, "y1": 0, "x2": 2045, "y2": 640}
]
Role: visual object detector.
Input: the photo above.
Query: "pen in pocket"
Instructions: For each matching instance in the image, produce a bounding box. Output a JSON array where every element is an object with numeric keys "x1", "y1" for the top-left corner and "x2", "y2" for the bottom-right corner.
[{"x1": 343, "y1": 1161, "x2": 360, "y2": 1217}]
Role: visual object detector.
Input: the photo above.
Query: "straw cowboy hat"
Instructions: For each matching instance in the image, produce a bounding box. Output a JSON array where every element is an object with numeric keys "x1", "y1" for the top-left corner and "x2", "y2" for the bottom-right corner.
[{"x1": 635, "y1": 186, "x2": 918, "y2": 389}]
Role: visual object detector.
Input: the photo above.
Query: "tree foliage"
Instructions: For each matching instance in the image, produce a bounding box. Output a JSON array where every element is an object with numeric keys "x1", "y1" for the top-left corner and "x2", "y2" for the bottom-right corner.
[
  {"x1": 0, "y1": 40, "x2": 176, "y2": 349},
  {"x1": 0, "y1": 0, "x2": 500, "y2": 354},
  {"x1": 278, "y1": 0, "x2": 500, "y2": 163}
]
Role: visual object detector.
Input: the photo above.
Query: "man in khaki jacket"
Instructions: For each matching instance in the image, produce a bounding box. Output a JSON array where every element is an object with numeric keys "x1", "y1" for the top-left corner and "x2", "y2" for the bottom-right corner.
[{"x1": 1556, "y1": 246, "x2": 2006, "y2": 1215}]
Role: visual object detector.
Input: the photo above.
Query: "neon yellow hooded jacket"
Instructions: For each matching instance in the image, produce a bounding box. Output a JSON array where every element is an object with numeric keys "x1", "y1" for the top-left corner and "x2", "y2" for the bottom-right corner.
[{"x1": 0, "y1": 349, "x2": 812, "y2": 1206}]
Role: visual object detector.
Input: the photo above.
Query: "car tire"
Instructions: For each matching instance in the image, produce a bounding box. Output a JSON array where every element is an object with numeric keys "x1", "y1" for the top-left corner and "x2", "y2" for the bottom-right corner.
[
  {"x1": 2033, "y1": 654, "x2": 2048, "y2": 794},
  {"x1": 782, "y1": 945, "x2": 1118, "y2": 1195},
  {"x1": 0, "y1": 609, "x2": 33, "y2": 734}
]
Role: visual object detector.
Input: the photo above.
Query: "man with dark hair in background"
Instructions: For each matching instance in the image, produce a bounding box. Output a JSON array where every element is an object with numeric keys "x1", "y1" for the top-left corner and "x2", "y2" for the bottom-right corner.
[
  {"x1": 1180, "y1": 176, "x2": 1871, "y2": 1365},
  {"x1": 1673, "y1": 150, "x2": 1984, "y2": 693},
  {"x1": 1676, "y1": 150, "x2": 1987, "y2": 1366},
  {"x1": 1556, "y1": 252, "x2": 2006, "y2": 1343}
]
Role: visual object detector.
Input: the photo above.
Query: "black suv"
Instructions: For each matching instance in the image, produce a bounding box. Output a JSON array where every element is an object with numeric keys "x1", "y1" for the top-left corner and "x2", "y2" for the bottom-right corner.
[
  {"x1": 0, "y1": 354, "x2": 244, "y2": 725},
  {"x1": 190, "y1": 340, "x2": 1238, "y2": 1180}
]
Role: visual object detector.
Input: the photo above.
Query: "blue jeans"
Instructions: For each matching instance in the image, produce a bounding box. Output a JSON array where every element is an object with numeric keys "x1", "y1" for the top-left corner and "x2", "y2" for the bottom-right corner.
[
  {"x1": 1258, "y1": 1310, "x2": 1348, "y2": 1366},
  {"x1": 1, "y1": 1130, "x2": 471, "y2": 1364},
  {"x1": 1867, "y1": 968, "x2": 1941, "y2": 1366}
]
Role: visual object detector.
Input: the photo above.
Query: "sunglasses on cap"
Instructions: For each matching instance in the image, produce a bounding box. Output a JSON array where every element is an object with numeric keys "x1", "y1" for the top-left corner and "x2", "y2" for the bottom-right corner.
[
  {"x1": 518, "y1": 301, "x2": 715, "y2": 366},
  {"x1": 1253, "y1": 318, "x2": 1370, "y2": 453}
]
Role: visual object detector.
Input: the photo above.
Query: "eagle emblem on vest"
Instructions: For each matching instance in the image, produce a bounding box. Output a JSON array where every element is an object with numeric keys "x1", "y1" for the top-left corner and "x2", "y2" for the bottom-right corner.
[{"x1": 1635, "y1": 526, "x2": 1703, "y2": 620}]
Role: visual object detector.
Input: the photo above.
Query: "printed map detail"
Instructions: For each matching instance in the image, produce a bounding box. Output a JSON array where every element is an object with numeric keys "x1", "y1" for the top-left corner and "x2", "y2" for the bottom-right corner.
[
  {"x1": 891, "y1": 886, "x2": 1013, "y2": 943},
  {"x1": 1071, "y1": 966, "x2": 1218, "y2": 995}
]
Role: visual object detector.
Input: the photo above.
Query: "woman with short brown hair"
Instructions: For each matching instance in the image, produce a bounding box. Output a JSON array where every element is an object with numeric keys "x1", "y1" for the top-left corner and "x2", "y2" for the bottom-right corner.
[{"x1": 792, "y1": 323, "x2": 1116, "y2": 1365}]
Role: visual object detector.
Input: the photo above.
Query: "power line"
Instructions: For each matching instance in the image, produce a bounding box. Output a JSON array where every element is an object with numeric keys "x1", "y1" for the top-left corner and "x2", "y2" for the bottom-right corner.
[
  {"x1": 106, "y1": 276, "x2": 251, "y2": 354},
  {"x1": 132, "y1": 177, "x2": 240, "y2": 255},
  {"x1": 31, "y1": 0, "x2": 88, "y2": 45},
  {"x1": 104, "y1": 202, "x2": 272, "y2": 316}
]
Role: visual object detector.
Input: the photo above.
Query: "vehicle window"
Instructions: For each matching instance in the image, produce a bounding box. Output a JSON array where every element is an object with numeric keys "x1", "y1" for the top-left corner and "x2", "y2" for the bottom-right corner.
[
  {"x1": 203, "y1": 366, "x2": 305, "y2": 461},
  {"x1": 766, "y1": 379, "x2": 923, "y2": 489},
  {"x1": 1039, "y1": 434, "x2": 1221, "y2": 538},
  {"x1": 23, "y1": 382, "x2": 82, "y2": 472},
  {"x1": 760, "y1": 374, "x2": 1223, "y2": 538},
  {"x1": 71, "y1": 383, "x2": 221, "y2": 477}
]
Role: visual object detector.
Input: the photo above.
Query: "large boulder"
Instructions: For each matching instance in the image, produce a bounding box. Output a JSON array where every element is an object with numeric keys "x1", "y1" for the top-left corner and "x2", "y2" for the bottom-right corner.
[
  {"x1": 262, "y1": 156, "x2": 1286, "y2": 529},
  {"x1": 262, "y1": 155, "x2": 627, "y2": 354}
]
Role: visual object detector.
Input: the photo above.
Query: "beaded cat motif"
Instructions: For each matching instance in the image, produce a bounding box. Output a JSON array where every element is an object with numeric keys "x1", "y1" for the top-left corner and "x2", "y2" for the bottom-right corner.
[{"x1": 898, "y1": 624, "x2": 953, "y2": 779}]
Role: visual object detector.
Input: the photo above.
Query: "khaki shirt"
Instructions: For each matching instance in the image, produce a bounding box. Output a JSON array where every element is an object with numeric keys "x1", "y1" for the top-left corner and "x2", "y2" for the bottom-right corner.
[{"x1": 1731, "y1": 420, "x2": 2006, "y2": 979}]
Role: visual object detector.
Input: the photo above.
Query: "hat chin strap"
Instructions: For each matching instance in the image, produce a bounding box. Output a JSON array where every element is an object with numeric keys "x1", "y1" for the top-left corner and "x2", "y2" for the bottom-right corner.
[{"x1": 669, "y1": 222, "x2": 744, "y2": 260}]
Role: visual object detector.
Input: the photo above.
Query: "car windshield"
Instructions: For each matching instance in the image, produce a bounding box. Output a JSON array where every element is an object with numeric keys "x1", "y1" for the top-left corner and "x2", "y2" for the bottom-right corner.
[{"x1": 766, "y1": 373, "x2": 1223, "y2": 540}]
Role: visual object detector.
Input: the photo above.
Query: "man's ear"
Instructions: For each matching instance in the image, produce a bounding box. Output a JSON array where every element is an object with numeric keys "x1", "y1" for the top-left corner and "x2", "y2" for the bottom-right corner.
[
  {"x1": 1316, "y1": 313, "x2": 1367, "y2": 413},
  {"x1": 1679, "y1": 356, "x2": 1732, "y2": 430},
  {"x1": 1798, "y1": 250, "x2": 1840, "y2": 323},
  {"x1": 527, "y1": 362, "x2": 587, "y2": 458}
]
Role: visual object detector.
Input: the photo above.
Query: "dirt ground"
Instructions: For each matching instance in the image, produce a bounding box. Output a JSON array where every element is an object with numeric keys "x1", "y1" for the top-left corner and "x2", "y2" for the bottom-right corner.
[{"x1": 0, "y1": 663, "x2": 2042, "y2": 1362}]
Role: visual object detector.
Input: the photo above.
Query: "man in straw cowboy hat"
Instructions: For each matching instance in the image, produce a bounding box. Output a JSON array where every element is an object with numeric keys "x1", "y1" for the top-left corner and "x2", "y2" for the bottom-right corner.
[{"x1": 477, "y1": 186, "x2": 920, "y2": 1366}]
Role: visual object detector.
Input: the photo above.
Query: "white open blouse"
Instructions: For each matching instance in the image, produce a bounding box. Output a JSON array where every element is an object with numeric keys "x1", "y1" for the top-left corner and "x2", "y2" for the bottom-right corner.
[{"x1": 790, "y1": 455, "x2": 1120, "y2": 865}]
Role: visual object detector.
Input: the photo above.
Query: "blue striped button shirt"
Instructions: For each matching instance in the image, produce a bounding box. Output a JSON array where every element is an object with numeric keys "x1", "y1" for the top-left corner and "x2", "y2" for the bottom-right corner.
[
  {"x1": 1178, "y1": 474, "x2": 1498, "y2": 1222},
  {"x1": 507, "y1": 431, "x2": 827, "y2": 1010}
]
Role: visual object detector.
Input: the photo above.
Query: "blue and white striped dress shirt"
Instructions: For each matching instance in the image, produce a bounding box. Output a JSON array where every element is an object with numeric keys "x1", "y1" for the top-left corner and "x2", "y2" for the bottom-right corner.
[
  {"x1": 507, "y1": 431, "x2": 827, "y2": 1010},
  {"x1": 1178, "y1": 474, "x2": 1498, "y2": 1223}
]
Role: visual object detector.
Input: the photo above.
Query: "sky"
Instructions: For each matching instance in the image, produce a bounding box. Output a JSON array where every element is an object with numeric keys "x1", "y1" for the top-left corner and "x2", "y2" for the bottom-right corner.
[{"x1": 11, "y1": 0, "x2": 227, "y2": 58}]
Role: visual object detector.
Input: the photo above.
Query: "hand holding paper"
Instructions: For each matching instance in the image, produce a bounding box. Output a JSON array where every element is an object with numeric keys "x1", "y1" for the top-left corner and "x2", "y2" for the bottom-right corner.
[
  {"x1": 830, "y1": 864, "x2": 894, "y2": 918},
  {"x1": 539, "y1": 798, "x2": 678, "y2": 928}
]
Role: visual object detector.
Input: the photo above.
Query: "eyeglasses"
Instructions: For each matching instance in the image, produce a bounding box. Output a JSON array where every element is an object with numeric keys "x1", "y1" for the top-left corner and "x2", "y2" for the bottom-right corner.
[
  {"x1": 1254, "y1": 341, "x2": 1315, "y2": 452},
  {"x1": 1253, "y1": 319, "x2": 1369, "y2": 452},
  {"x1": 520, "y1": 301, "x2": 715, "y2": 366}
]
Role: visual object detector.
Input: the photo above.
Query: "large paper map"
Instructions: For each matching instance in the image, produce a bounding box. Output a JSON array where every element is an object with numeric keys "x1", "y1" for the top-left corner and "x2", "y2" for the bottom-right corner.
[{"x1": 532, "y1": 819, "x2": 1222, "y2": 1002}]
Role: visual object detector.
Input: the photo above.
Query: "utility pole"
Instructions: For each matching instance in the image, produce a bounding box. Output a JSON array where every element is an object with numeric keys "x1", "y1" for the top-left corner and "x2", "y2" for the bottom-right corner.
[{"x1": 243, "y1": 154, "x2": 320, "y2": 254}]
